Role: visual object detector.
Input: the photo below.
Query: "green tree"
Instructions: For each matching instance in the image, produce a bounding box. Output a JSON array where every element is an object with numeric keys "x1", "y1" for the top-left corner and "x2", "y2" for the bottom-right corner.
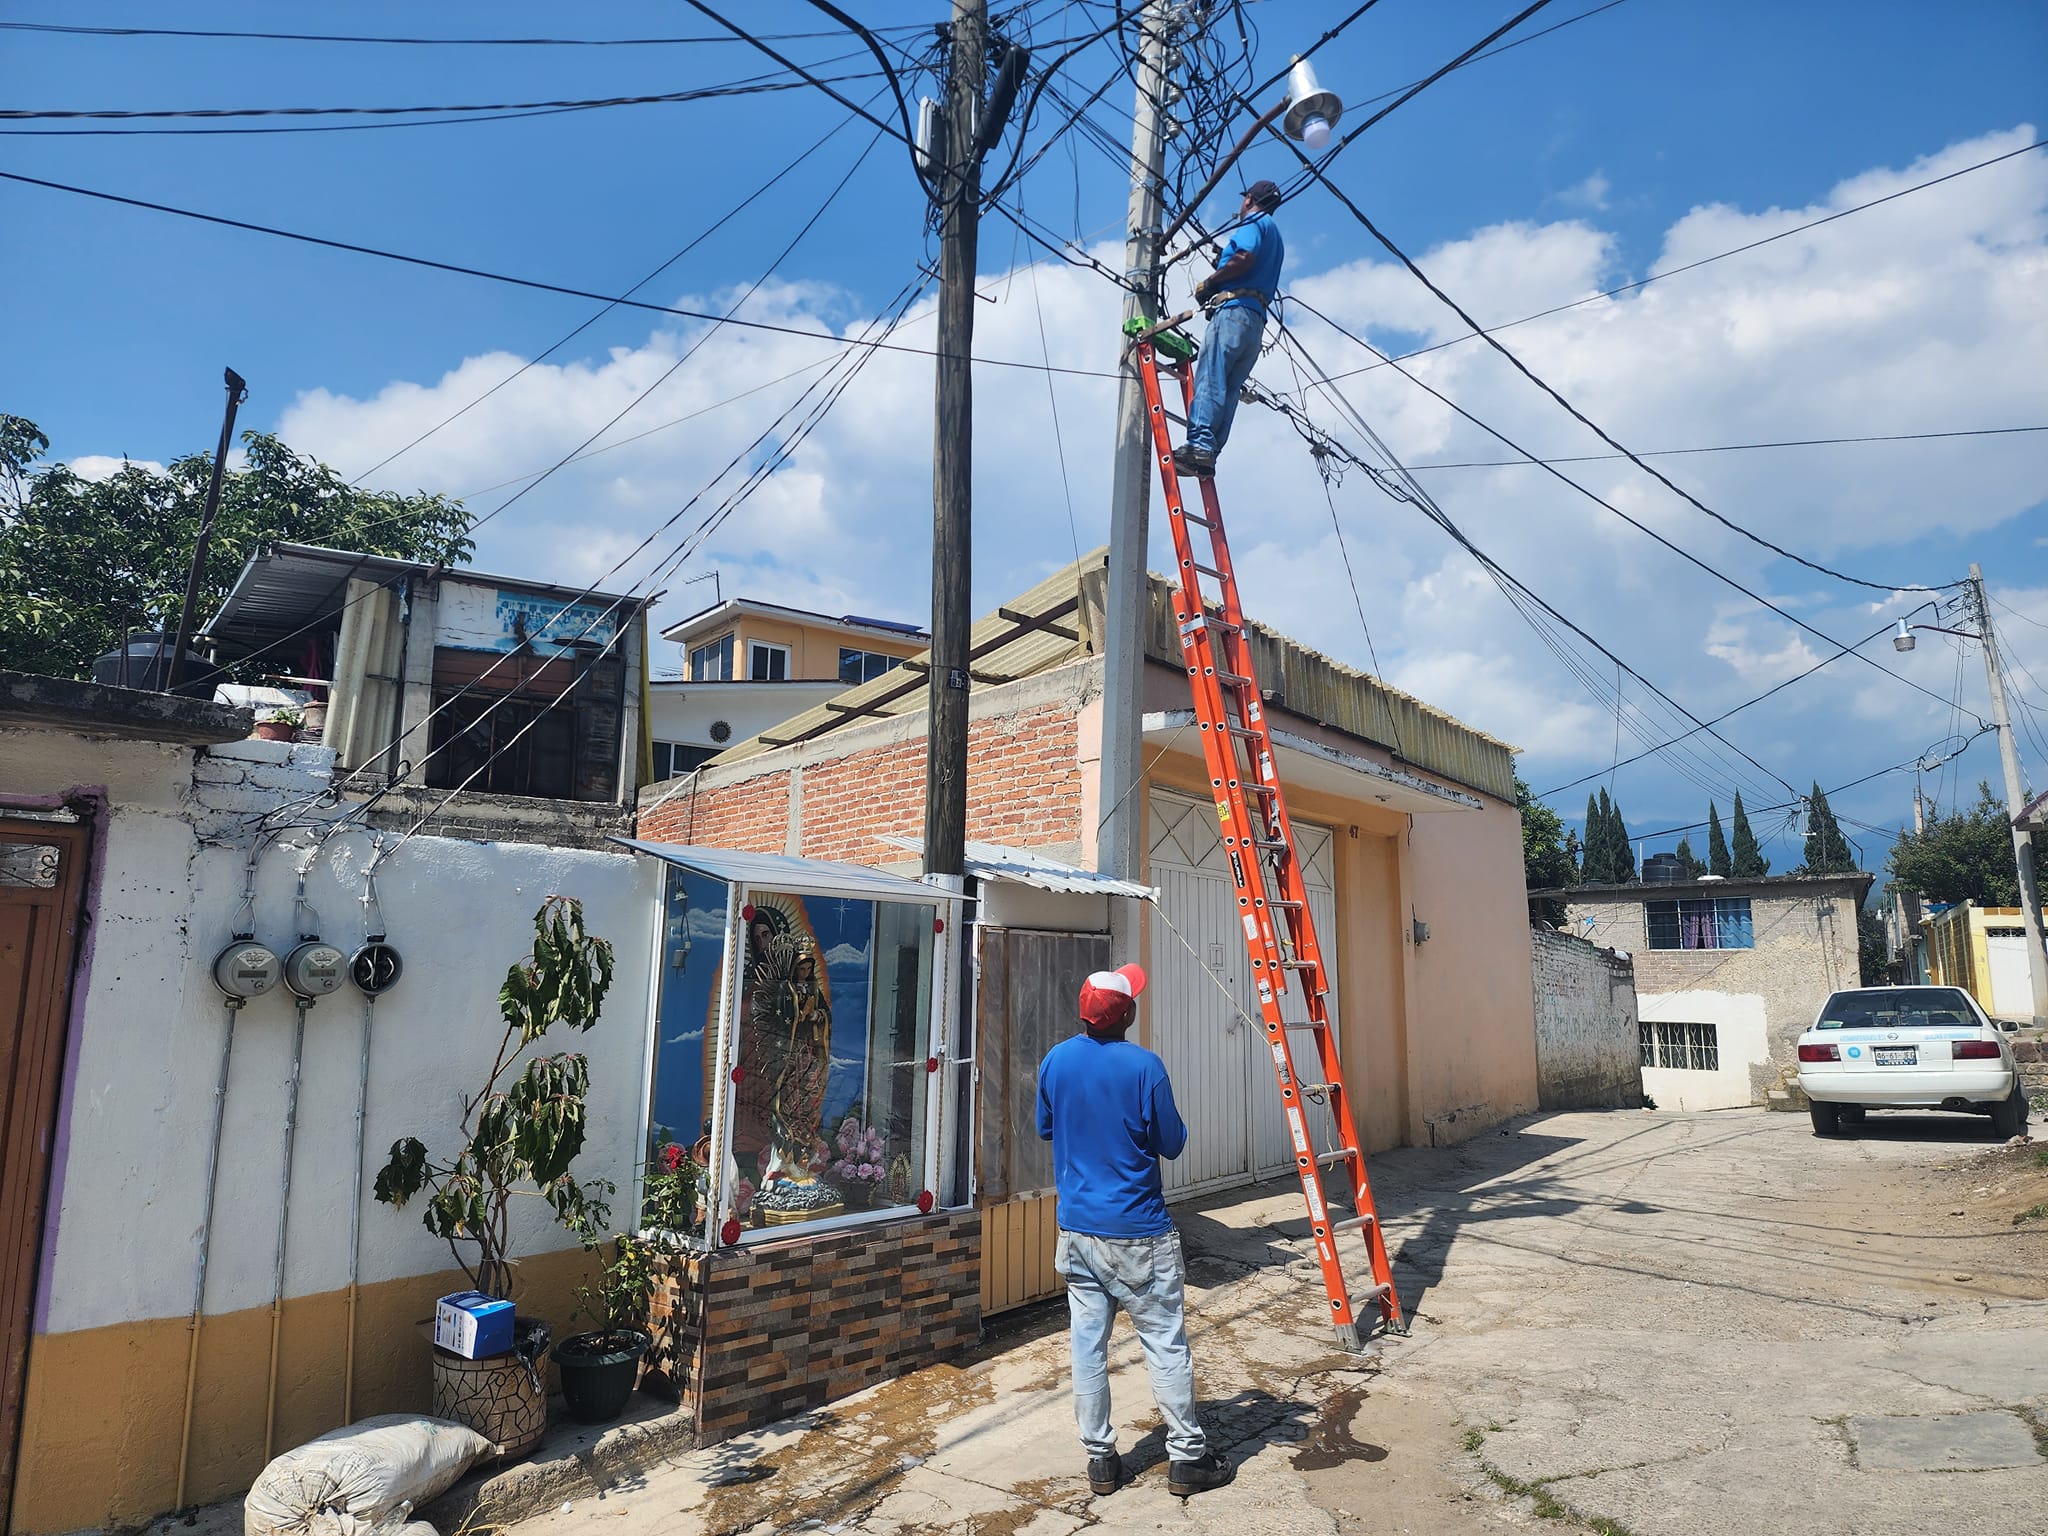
[
  {"x1": 0, "y1": 416, "x2": 472, "y2": 679},
  {"x1": 1562, "y1": 828, "x2": 1582, "y2": 884},
  {"x1": 1675, "y1": 835, "x2": 1706, "y2": 878},
  {"x1": 1888, "y1": 782, "x2": 2019, "y2": 905},
  {"x1": 1800, "y1": 782, "x2": 1858, "y2": 874},
  {"x1": 1857, "y1": 903, "x2": 1889, "y2": 986},
  {"x1": 1517, "y1": 777, "x2": 1577, "y2": 923},
  {"x1": 1583, "y1": 792, "x2": 1608, "y2": 883},
  {"x1": 1609, "y1": 791, "x2": 1636, "y2": 883},
  {"x1": 1707, "y1": 802, "x2": 1731, "y2": 877},
  {"x1": 1729, "y1": 792, "x2": 1770, "y2": 878}
]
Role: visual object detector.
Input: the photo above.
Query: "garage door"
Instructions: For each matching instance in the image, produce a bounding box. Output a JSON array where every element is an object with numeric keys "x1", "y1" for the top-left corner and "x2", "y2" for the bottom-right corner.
[{"x1": 1147, "y1": 789, "x2": 1339, "y2": 1198}]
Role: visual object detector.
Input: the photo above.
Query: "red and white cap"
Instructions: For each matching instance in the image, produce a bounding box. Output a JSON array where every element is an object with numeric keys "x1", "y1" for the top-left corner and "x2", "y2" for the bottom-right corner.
[{"x1": 1078, "y1": 963, "x2": 1148, "y2": 1031}]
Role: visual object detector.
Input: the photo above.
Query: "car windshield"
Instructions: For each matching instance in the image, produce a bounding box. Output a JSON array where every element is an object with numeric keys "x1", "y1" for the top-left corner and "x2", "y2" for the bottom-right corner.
[{"x1": 1815, "y1": 988, "x2": 1979, "y2": 1030}]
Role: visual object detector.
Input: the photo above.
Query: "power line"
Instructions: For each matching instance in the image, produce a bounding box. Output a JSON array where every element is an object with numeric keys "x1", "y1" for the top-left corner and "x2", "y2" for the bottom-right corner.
[
  {"x1": 0, "y1": 69, "x2": 880, "y2": 126},
  {"x1": 1282, "y1": 151, "x2": 1963, "y2": 595},
  {"x1": 349, "y1": 90, "x2": 882, "y2": 486},
  {"x1": 0, "y1": 169, "x2": 1125, "y2": 383},
  {"x1": 0, "y1": 19, "x2": 928, "y2": 46},
  {"x1": 1406, "y1": 424, "x2": 2048, "y2": 470},
  {"x1": 1316, "y1": 136, "x2": 2048, "y2": 388},
  {"x1": 1278, "y1": 289, "x2": 1977, "y2": 721}
]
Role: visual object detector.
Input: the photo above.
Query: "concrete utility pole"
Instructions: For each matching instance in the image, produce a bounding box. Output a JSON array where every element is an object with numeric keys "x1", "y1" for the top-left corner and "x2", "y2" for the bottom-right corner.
[
  {"x1": 165, "y1": 367, "x2": 246, "y2": 691},
  {"x1": 923, "y1": 0, "x2": 987, "y2": 880},
  {"x1": 1098, "y1": 0, "x2": 1175, "y2": 916},
  {"x1": 1969, "y1": 562, "x2": 2048, "y2": 1024}
]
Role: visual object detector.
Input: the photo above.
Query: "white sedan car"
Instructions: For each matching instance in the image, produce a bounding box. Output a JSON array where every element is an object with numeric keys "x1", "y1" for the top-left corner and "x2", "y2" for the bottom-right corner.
[{"x1": 1796, "y1": 985, "x2": 2029, "y2": 1139}]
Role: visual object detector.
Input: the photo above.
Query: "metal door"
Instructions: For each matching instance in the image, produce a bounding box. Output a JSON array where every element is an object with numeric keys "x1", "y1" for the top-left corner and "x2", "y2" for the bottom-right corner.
[{"x1": 1147, "y1": 791, "x2": 1338, "y2": 1198}]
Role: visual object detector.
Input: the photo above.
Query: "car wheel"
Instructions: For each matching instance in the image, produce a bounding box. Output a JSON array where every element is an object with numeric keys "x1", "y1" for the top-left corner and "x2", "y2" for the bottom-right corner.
[
  {"x1": 1808, "y1": 1100, "x2": 1842, "y2": 1137},
  {"x1": 1989, "y1": 1084, "x2": 2027, "y2": 1140}
]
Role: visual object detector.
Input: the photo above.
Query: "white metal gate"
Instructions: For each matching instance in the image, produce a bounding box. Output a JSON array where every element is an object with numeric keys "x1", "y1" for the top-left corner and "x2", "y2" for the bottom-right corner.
[
  {"x1": 1148, "y1": 789, "x2": 1339, "y2": 1198},
  {"x1": 1986, "y1": 931, "x2": 2033, "y2": 1019}
]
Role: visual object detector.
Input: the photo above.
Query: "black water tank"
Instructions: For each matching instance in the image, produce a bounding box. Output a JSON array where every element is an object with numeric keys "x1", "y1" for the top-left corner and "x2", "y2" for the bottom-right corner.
[
  {"x1": 1642, "y1": 852, "x2": 1684, "y2": 884},
  {"x1": 90, "y1": 632, "x2": 214, "y2": 697}
]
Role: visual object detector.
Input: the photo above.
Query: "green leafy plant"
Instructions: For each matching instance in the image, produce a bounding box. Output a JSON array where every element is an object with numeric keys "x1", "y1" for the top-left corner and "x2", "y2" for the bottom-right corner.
[
  {"x1": 375, "y1": 896, "x2": 615, "y2": 1299},
  {"x1": 645, "y1": 1138, "x2": 701, "y2": 1235},
  {"x1": 562, "y1": 1186, "x2": 658, "y2": 1348},
  {"x1": 261, "y1": 706, "x2": 306, "y2": 729}
]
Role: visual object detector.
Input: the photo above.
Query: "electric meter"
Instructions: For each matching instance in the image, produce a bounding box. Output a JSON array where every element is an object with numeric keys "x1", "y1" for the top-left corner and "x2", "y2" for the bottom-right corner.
[
  {"x1": 283, "y1": 940, "x2": 346, "y2": 1000},
  {"x1": 212, "y1": 939, "x2": 282, "y2": 1001},
  {"x1": 349, "y1": 939, "x2": 403, "y2": 997}
]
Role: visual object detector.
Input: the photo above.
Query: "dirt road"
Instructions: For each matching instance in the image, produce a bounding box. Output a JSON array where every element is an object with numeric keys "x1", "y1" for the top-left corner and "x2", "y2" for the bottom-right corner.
[{"x1": 503, "y1": 1107, "x2": 2047, "y2": 1535}]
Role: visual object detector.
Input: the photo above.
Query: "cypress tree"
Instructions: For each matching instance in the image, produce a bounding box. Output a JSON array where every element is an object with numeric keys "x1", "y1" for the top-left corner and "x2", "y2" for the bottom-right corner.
[
  {"x1": 1675, "y1": 836, "x2": 1706, "y2": 877},
  {"x1": 1730, "y1": 791, "x2": 1770, "y2": 878},
  {"x1": 1583, "y1": 793, "x2": 1608, "y2": 883},
  {"x1": 1611, "y1": 794, "x2": 1637, "y2": 883},
  {"x1": 1707, "y1": 802, "x2": 1731, "y2": 876},
  {"x1": 1563, "y1": 828, "x2": 1583, "y2": 884},
  {"x1": 1801, "y1": 782, "x2": 1856, "y2": 873}
]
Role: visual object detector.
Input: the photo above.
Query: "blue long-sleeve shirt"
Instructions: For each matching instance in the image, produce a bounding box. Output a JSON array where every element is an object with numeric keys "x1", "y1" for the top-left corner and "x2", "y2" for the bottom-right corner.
[{"x1": 1036, "y1": 1033, "x2": 1188, "y2": 1237}]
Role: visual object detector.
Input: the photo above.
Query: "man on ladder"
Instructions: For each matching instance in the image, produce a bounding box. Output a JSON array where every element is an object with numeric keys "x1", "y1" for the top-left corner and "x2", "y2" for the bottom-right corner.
[{"x1": 1171, "y1": 178, "x2": 1284, "y2": 481}]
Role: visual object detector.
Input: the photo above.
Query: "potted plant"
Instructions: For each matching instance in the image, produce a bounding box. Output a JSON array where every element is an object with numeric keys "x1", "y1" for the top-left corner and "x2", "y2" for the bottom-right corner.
[
  {"x1": 254, "y1": 706, "x2": 304, "y2": 742},
  {"x1": 554, "y1": 1198, "x2": 655, "y2": 1425},
  {"x1": 375, "y1": 896, "x2": 615, "y2": 1458}
]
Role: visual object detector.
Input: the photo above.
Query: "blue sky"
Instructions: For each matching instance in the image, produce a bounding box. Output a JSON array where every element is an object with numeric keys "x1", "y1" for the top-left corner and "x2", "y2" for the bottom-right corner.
[{"x1": 6, "y1": 1, "x2": 2047, "y2": 869}]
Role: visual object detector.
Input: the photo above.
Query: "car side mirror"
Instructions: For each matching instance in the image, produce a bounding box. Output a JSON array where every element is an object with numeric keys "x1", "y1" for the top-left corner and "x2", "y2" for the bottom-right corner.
[{"x1": 1997, "y1": 1019, "x2": 2020, "y2": 1033}]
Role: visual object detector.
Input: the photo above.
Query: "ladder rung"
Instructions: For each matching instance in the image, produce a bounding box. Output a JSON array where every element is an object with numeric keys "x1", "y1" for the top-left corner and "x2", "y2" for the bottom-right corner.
[
  {"x1": 1193, "y1": 561, "x2": 1227, "y2": 580},
  {"x1": 1179, "y1": 510, "x2": 1217, "y2": 529},
  {"x1": 1357, "y1": 1282, "x2": 1394, "y2": 1304},
  {"x1": 1314, "y1": 1148, "x2": 1357, "y2": 1168},
  {"x1": 1298, "y1": 1082, "x2": 1339, "y2": 1097},
  {"x1": 1331, "y1": 1213, "x2": 1376, "y2": 1235},
  {"x1": 1251, "y1": 836, "x2": 1290, "y2": 852},
  {"x1": 1227, "y1": 724, "x2": 1264, "y2": 742},
  {"x1": 1268, "y1": 895, "x2": 1302, "y2": 907},
  {"x1": 1245, "y1": 783, "x2": 1278, "y2": 798},
  {"x1": 1284, "y1": 1019, "x2": 1327, "y2": 1032},
  {"x1": 1217, "y1": 669, "x2": 1253, "y2": 686},
  {"x1": 1280, "y1": 957, "x2": 1320, "y2": 970}
]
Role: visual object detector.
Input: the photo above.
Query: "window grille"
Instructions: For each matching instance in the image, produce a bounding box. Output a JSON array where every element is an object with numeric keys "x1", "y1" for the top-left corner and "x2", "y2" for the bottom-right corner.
[{"x1": 1638, "y1": 1020, "x2": 1720, "y2": 1071}]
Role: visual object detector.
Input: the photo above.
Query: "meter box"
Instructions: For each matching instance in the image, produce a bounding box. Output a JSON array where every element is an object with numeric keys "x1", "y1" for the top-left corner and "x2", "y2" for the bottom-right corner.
[
  {"x1": 212, "y1": 941, "x2": 282, "y2": 1001},
  {"x1": 283, "y1": 940, "x2": 346, "y2": 999}
]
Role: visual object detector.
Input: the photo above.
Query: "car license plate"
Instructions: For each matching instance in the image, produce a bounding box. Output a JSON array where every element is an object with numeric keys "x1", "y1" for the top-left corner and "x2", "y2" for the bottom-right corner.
[{"x1": 1873, "y1": 1046, "x2": 1917, "y2": 1066}]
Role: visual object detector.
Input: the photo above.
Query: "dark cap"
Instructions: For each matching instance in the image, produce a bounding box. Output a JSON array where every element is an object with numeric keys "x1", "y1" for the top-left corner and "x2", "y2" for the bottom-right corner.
[{"x1": 1243, "y1": 179, "x2": 1281, "y2": 212}]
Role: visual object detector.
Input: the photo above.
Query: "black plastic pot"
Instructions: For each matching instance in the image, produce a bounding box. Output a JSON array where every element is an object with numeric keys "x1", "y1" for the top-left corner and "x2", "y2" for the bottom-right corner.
[{"x1": 552, "y1": 1328, "x2": 652, "y2": 1424}]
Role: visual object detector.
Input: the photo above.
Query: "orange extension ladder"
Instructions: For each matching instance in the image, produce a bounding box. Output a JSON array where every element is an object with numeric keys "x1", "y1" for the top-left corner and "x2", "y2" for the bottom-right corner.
[{"x1": 1128, "y1": 319, "x2": 1404, "y2": 1346}]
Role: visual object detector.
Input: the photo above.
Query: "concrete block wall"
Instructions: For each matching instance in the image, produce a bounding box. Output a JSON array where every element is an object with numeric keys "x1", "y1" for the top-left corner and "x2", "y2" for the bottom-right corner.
[{"x1": 1530, "y1": 927, "x2": 1643, "y2": 1111}]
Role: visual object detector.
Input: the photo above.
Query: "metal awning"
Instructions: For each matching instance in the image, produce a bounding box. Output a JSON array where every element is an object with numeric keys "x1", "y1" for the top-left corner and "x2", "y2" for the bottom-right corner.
[
  {"x1": 878, "y1": 835, "x2": 1158, "y2": 900},
  {"x1": 1143, "y1": 710, "x2": 1483, "y2": 815},
  {"x1": 610, "y1": 837, "x2": 962, "y2": 903}
]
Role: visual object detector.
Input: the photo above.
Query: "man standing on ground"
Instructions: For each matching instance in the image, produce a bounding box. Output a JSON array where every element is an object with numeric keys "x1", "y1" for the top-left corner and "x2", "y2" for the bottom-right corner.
[
  {"x1": 1172, "y1": 178, "x2": 1284, "y2": 480},
  {"x1": 1037, "y1": 963, "x2": 1234, "y2": 1499}
]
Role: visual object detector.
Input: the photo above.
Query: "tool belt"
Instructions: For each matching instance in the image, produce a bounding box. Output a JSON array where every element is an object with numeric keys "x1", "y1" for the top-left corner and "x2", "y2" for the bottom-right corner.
[{"x1": 1201, "y1": 287, "x2": 1271, "y2": 316}]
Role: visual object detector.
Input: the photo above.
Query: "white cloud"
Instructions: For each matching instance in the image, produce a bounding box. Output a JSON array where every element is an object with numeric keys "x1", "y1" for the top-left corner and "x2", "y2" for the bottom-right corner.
[
  {"x1": 1557, "y1": 172, "x2": 1612, "y2": 212},
  {"x1": 66, "y1": 454, "x2": 165, "y2": 481},
  {"x1": 261, "y1": 125, "x2": 2048, "y2": 850}
]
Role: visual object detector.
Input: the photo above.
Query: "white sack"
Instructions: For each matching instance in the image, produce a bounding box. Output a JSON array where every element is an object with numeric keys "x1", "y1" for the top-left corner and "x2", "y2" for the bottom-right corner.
[{"x1": 244, "y1": 1414, "x2": 495, "y2": 1536}]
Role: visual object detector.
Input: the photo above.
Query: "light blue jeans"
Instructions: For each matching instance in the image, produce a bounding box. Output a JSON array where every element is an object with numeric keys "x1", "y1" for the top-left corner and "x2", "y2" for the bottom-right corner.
[
  {"x1": 1184, "y1": 303, "x2": 1265, "y2": 457},
  {"x1": 1056, "y1": 1228, "x2": 1207, "y2": 1461}
]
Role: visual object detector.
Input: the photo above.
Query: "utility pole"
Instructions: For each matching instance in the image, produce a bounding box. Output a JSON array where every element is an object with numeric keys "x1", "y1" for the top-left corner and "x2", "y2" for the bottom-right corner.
[
  {"x1": 1098, "y1": 0, "x2": 1174, "y2": 923},
  {"x1": 165, "y1": 367, "x2": 247, "y2": 691},
  {"x1": 922, "y1": 0, "x2": 987, "y2": 881},
  {"x1": 1969, "y1": 562, "x2": 2048, "y2": 1024}
]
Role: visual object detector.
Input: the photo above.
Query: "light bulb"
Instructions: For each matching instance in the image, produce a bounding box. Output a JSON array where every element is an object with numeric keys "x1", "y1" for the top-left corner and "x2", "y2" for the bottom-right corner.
[{"x1": 1302, "y1": 115, "x2": 1331, "y2": 151}]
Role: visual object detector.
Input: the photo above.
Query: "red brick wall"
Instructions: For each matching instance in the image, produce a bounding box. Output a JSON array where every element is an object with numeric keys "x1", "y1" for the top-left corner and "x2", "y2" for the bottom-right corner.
[
  {"x1": 640, "y1": 700, "x2": 1085, "y2": 860},
  {"x1": 648, "y1": 1210, "x2": 982, "y2": 1443}
]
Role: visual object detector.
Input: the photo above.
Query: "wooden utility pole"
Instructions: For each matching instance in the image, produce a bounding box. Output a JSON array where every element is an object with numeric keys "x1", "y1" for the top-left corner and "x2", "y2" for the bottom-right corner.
[
  {"x1": 923, "y1": 0, "x2": 987, "y2": 880},
  {"x1": 1969, "y1": 563, "x2": 2048, "y2": 1023},
  {"x1": 165, "y1": 367, "x2": 246, "y2": 691},
  {"x1": 1097, "y1": 0, "x2": 1174, "y2": 913}
]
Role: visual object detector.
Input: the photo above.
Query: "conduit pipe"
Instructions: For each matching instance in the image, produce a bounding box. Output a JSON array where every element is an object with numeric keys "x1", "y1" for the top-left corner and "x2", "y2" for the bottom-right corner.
[
  {"x1": 340, "y1": 837, "x2": 393, "y2": 1424},
  {"x1": 174, "y1": 998, "x2": 242, "y2": 1511}
]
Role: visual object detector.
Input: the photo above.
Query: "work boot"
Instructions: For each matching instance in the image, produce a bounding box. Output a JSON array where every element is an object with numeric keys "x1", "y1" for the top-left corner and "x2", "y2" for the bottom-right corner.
[
  {"x1": 1167, "y1": 1450, "x2": 1235, "y2": 1497},
  {"x1": 1172, "y1": 443, "x2": 1217, "y2": 478},
  {"x1": 1086, "y1": 1451, "x2": 1122, "y2": 1496}
]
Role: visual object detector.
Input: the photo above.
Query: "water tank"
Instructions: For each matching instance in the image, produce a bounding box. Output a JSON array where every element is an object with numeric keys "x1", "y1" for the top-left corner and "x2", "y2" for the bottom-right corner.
[
  {"x1": 90, "y1": 631, "x2": 214, "y2": 697},
  {"x1": 1641, "y1": 852, "x2": 1685, "y2": 885}
]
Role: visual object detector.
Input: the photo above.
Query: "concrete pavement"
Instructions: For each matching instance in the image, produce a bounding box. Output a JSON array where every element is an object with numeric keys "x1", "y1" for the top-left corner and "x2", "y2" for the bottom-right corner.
[{"x1": 497, "y1": 1107, "x2": 2046, "y2": 1535}]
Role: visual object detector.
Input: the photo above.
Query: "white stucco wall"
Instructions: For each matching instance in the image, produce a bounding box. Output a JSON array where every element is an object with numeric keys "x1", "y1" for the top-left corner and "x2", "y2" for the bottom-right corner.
[
  {"x1": 1639, "y1": 989, "x2": 1769, "y2": 1112},
  {"x1": 6, "y1": 725, "x2": 658, "y2": 1338},
  {"x1": 645, "y1": 680, "x2": 846, "y2": 759}
]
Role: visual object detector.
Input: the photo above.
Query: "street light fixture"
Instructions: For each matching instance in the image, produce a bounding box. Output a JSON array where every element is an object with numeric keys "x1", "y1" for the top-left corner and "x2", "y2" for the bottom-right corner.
[
  {"x1": 1893, "y1": 618, "x2": 1916, "y2": 652},
  {"x1": 1283, "y1": 58, "x2": 1342, "y2": 149}
]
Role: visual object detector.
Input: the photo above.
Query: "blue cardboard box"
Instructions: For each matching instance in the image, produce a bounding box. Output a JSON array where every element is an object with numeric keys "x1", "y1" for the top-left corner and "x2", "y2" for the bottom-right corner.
[{"x1": 434, "y1": 1291, "x2": 515, "y2": 1359}]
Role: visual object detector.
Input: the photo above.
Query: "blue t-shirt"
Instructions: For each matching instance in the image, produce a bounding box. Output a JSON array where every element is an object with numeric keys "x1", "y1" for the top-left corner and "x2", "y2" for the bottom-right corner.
[
  {"x1": 1036, "y1": 1032, "x2": 1188, "y2": 1237},
  {"x1": 1215, "y1": 212, "x2": 1284, "y2": 312}
]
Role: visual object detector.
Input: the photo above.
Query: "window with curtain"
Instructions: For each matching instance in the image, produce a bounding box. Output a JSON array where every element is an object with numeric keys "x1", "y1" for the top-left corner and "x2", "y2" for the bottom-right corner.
[{"x1": 1646, "y1": 897, "x2": 1753, "y2": 950}]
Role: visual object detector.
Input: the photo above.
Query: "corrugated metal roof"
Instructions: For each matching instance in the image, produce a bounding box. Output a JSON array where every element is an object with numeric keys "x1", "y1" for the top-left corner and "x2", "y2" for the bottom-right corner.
[
  {"x1": 877, "y1": 835, "x2": 1158, "y2": 899},
  {"x1": 203, "y1": 542, "x2": 644, "y2": 661},
  {"x1": 705, "y1": 546, "x2": 1517, "y2": 803},
  {"x1": 610, "y1": 837, "x2": 962, "y2": 903},
  {"x1": 707, "y1": 554, "x2": 1096, "y2": 765}
]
